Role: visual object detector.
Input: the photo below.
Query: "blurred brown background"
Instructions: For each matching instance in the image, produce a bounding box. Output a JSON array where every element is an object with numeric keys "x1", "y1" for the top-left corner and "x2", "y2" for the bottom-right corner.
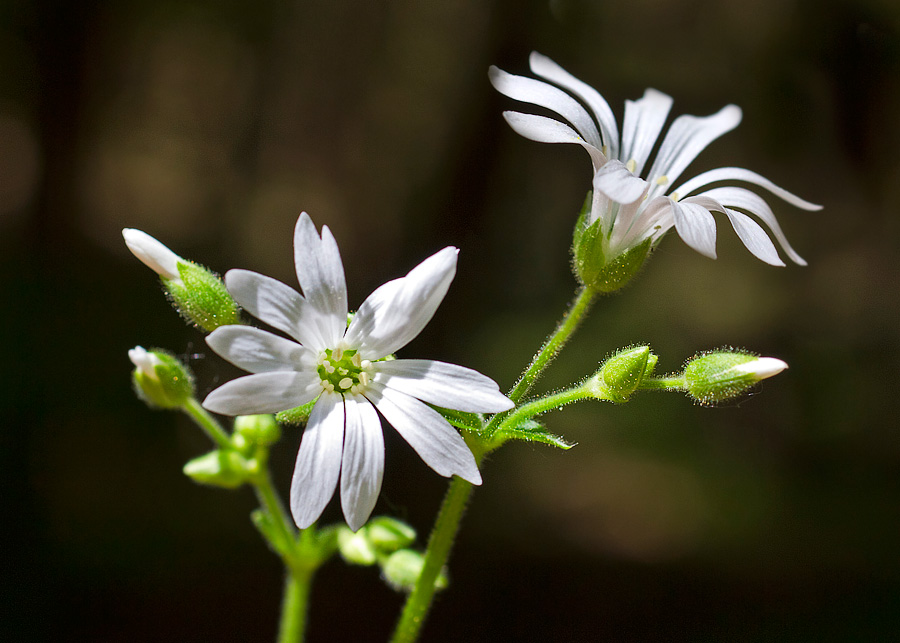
[{"x1": 3, "y1": 0, "x2": 899, "y2": 640}]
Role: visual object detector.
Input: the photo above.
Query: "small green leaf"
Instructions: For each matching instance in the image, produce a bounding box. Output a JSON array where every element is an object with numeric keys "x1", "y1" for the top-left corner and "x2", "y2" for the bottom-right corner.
[
  {"x1": 435, "y1": 407, "x2": 484, "y2": 432},
  {"x1": 497, "y1": 419, "x2": 575, "y2": 450}
]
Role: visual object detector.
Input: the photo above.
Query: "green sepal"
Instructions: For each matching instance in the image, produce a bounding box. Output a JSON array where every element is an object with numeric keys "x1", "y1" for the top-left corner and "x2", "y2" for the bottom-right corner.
[
  {"x1": 496, "y1": 418, "x2": 574, "y2": 450},
  {"x1": 435, "y1": 407, "x2": 484, "y2": 433},
  {"x1": 571, "y1": 190, "x2": 593, "y2": 251},
  {"x1": 574, "y1": 225, "x2": 653, "y2": 294},
  {"x1": 381, "y1": 549, "x2": 448, "y2": 593},
  {"x1": 164, "y1": 261, "x2": 242, "y2": 332},
  {"x1": 183, "y1": 449, "x2": 256, "y2": 489},
  {"x1": 337, "y1": 526, "x2": 378, "y2": 565},
  {"x1": 276, "y1": 397, "x2": 319, "y2": 426},
  {"x1": 682, "y1": 350, "x2": 776, "y2": 405},
  {"x1": 131, "y1": 349, "x2": 195, "y2": 409},
  {"x1": 366, "y1": 517, "x2": 417, "y2": 552},
  {"x1": 590, "y1": 345, "x2": 658, "y2": 403},
  {"x1": 251, "y1": 509, "x2": 295, "y2": 558}
]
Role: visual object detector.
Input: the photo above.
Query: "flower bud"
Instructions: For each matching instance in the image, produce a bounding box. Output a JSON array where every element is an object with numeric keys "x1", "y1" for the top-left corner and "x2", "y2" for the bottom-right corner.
[
  {"x1": 129, "y1": 346, "x2": 195, "y2": 409},
  {"x1": 381, "y1": 550, "x2": 448, "y2": 593},
  {"x1": 123, "y1": 228, "x2": 241, "y2": 332},
  {"x1": 183, "y1": 449, "x2": 255, "y2": 489},
  {"x1": 366, "y1": 517, "x2": 416, "y2": 552},
  {"x1": 683, "y1": 351, "x2": 788, "y2": 404},
  {"x1": 586, "y1": 345, "x2": 657, "y2": 402},
  {"x1": 233, "y1": 414, "x2": 281, "y2": 451},
  {"x1": 337, "y1": 527, "x2": 377, "y2": 565}
]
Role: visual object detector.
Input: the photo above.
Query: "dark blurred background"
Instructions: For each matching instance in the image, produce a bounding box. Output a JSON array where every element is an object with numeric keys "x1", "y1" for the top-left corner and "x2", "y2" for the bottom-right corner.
[{"x1": 3, "y1": 0, "x2": 899, "y2": 640}]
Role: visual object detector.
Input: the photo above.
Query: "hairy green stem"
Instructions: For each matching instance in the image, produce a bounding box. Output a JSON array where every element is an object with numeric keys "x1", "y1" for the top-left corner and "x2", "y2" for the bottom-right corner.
[
  {"x1": 496, "y1": 387, "x2": 592, "y2": 434},
  {"x1": 639, "y1": 376, "x2": 685, "y2": 390},
  {"x1": 277, "y1": 567, "x2": 313, "y2": 643},
  {"x1": 389, "y1": 471, "x2": 478, "y2": 643},
  {"x1": 181, "y1": 398, "x2": 233, "y2": 450}
]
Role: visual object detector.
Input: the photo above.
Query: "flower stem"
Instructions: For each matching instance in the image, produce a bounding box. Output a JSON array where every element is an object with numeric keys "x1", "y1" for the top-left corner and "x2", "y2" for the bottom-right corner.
[
  {"x1": 389, "y1": 473, "x2": 476, "y2": 643},
  {"x1": 506, "y1": 286, "x2": 595, "y2": 404},
  {"x1": 277, "y1": 567, "x2": 313, "y2": 643},
  {"x1": 181, "y1": 397, "x2": 232, "y2": 449},
  {"x1": 496, "y1": 387, "x2": 591, "y2": 433}
]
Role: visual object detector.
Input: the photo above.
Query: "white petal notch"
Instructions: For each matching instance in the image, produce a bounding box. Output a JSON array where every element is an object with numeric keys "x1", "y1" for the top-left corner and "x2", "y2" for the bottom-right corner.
[
  {"x1": 203, "y1": 213, "x2": 512, "y2": 531},
  {"x1": 491, "y1": 52, "x2": 820, "y2": 266}
]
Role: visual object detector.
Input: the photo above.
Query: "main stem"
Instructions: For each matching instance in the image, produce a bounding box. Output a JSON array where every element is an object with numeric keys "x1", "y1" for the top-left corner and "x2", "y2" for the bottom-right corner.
[
  {"x1": 391, "y1": 286, "x2": 597, "y2": 643},
  {"x1": 277, "y1": 566, "x2": 314, "y2": 643},
  {"x1": 390, "y1": 473, "x2": 475, "y2": 643}
]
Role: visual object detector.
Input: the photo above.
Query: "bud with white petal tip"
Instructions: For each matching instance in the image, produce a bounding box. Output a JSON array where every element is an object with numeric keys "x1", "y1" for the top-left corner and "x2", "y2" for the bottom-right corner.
[
  {"x1": 129, "y1": 346, "x2": 195, "y2": 409},
  {"x1": 683, "y1": 350, "x2": 788, "y2": 404},
  {"x1": 122, "y1": 228, "x2": 241, "y2": 332}
]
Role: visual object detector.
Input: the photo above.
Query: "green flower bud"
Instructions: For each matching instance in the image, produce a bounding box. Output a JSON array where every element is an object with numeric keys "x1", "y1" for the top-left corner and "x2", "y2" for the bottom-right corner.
[
  {"x1": 183, "y1": 449, "x2": 255, "y2": 489},
  {"x1": 129, "y1": 346, "x2": 195, "y2": 409},
  {"x1": 586, "y1": 345, "x2": 657, "y2": 403},
  {"x1": 337, "y1": 526, "x2": 377, "y2": 565},
  {"x1": 233, "y1": 414, "x2": 281, "y2": 451},
  {"x1": 123, "y1": 228, "x2": 241, "y2": 332},
  {"x1": 572, "y1": 194, "x2": 653, "y2": 294},
  {"x1": 366, "y1": 517, "x2": 416, "y2": 552},
  {"x1": 683, "y1": 351, "x2": 788, "y2": 404},
  {"x1": 381, "y1": 550, "x2": 448, "y2": 593}
]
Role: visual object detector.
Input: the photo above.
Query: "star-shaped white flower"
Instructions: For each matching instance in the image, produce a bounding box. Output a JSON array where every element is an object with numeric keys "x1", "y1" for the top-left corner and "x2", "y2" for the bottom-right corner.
[
  {"x1": 490, "y1": 52, "x2": 821, "y2": 266},
  {"x1": 203, "y1": 213, "x2": 513, "y2": 531}
]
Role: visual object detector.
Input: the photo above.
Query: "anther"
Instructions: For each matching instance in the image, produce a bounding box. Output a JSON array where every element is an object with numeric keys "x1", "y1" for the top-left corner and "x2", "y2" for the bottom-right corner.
[
  {"x1": 626, "y1": 159, "x2": 637, "y2": 173},
  {"x1": 338, "y1": 377, "x2": 353, "y2": 390},
  {"x1": 655, "y1": 175, "x2": 668, "y2": 186}
]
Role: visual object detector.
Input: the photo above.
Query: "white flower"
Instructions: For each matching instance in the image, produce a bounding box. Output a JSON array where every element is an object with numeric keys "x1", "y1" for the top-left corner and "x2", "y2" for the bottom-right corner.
[
  {"x1": 122, "y1": 229, "x2": 184, "y2": 283},
  {"x1": 203, "y1": 213, "x2": 513, "y2": 531},
  {"x1": 489, "y1": 52, "x2": 821, "y2": 266}
]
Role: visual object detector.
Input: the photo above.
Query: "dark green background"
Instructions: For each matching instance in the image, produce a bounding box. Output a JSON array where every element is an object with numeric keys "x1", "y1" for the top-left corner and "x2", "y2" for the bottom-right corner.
[{"x1": 3, "y1": 0, "x2": 898, "y2": 640}]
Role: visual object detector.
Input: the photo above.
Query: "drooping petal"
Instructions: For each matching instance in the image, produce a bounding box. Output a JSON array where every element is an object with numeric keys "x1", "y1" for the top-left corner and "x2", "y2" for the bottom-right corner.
[
  {"x1": 671, "y1": 199, "x2": 718, "y2": 258},
  {"x1": 672, "y1": 167, "x2": 822, "y2": 211},
  {"x1": 611, "y1": 195, "x2": 674, "y2": 251},
  {"x1": 345, "y1": 247, "x2": 457, "y2": 359},
  {"x1": 293, "y1": 213, "x2": 348, "y2": 348},
  {"x1": 724, "y1": 208, "x2": 786, "y2": 266},
  {"x1": 225, "y1": 269, "x2": 330, "y2": 351},
  {"x1": 620, "y1": 89, "x2": 673, "y2": 176},
  {"x1": 202, "y1": 371, "x2": 322, "y2": 416},
  {"x1": 291, "y1": 394, "x2": 345, "y2": 529},
  {"x1": 593, "y1": 160, "x2": 649, "y2": 205},
  {"x1": 528, "y1": 51, "x2": 620, "y2": 159},
  {"x1": 488, "y1": 66, "x2": 603, "y2": 149},
  {"x1": 339, "y1": 396, "x2": 384, "y2": 531},
  {"x1": 699, "y1": 186, "x2": 807, "y2": 265},
  {"x1": 365, "y1": 382, "x2": 481, "y2": 485},
  {"x1": 645, "y1": 104, "x2": 742, "y2": 197},
  {"x1": 502, "y1": 112, "x2": 607, "y2": 170},
  {"x1": 373, "y1": 359, "x2": 513, "y2": 413},
  {"x1": 206, "y1": 325, "x2": 317, "y2": 373}
]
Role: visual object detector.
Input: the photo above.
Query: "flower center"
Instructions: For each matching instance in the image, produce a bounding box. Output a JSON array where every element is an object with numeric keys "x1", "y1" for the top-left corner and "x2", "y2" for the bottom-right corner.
[{"x1": 316, "y1": 345, "x2": 373, "y2": 395}]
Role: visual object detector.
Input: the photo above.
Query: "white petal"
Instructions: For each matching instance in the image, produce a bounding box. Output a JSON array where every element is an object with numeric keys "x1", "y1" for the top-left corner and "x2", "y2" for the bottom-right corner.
[
  {"x1": 724, "y1": 208, "x2": 785, "y2": 266},
  {"x1": 502, "y1": 112, "x2": 607, "y2": 170},
  {"x1": 206, "y1": 325, "x2": 316, "y2": 373},
  {"x1": 339, "y1": 396, "x2": 384, "y2": 531},
  {"x1": 373, "y1": 359, "x2": 513, "y2": 413},
  {"x1": 646, "y1": 104, "x2": 742, "y2": 196},
  {"x1": 366, "y1": 382, "x2": 481, "y2": 485},
  {"x1": 225, "y1": 269, "x2": 330, "y2": 351},
  {"x1": 122, "y1": 228, "x2": 183, "y2": 282},
  {"x1": 734, "y1": 357, "x2": 788, "y2": 380},
  {"x1": 291, "y1": 394, "x2": 345, "y2": 529},
  {"x1": 699, "y1": 186, "x2": 807, "y2": 265},
  {"x1": 488, "y1": 66, "x2": 602, "y2": 149},
  {"x1": 671, "y1": 199, "x2": 718, "y2": 258},
  {"x1": 293, "y1": 213, "x2": 348, "y2": 348},
  {"x1": 528, "y1": 51, "x2": 620, "y2": 159},
  {"x1": 611, "y1": 195, "x2": 674, "y2": 250},
  {"x1": 345, "y1": 247, "x2": 457, "y2": 359},
  {"x1": 202, "y1": 371, "x2": 322, "y2": 416},
  {"x1": 593, "y1": 160, "x2": 649, "y2": 204},
  {"x1": 620, "y1": 89, "x2": 673, "y2": 176},
  {"x1": 672, "y1": 167, "x2": 822, "y2": 211}
]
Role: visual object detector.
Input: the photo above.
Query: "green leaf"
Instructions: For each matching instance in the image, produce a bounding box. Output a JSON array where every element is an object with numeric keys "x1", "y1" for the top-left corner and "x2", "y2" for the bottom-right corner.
[
  {"x1": 496, "y1": 419, "x2": 575, "y2": 450},
  {"x1": 434, "y1": 407, "x2": 484, "y2": 432}
]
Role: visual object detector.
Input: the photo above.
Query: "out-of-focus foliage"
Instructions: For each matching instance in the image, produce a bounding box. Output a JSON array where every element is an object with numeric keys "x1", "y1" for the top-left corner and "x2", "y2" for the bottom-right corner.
[{"x1": 3, "y1": 0, "x2": 899, "y2": 640}]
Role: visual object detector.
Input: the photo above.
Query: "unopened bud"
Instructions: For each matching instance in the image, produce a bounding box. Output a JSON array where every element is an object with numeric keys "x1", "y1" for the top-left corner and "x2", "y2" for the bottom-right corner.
[
  {"x1": 381, "y1": 550, "x2": 448, "y2": 593},
  {"x1": 129, "y1": 346, "x2": 194, "y2": 409},
  {"x1": 337, "y1": 527, "x2": 377, "y2": 565},
  {"x1": 683, "y1": 351, "x2": 788, "y2": 404},
  {"x1": 183, "y1": 449, "x2": 255, "y2": 489},
  {"x1": 366, "y1": 517, "x2": 416, "y2": 552},
  {"x1": 587, "y1": 345, "x2": 657, "y2": 402},
  {"x1": 233, "y1": 414, "x2": 281, "y2": 451}
]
